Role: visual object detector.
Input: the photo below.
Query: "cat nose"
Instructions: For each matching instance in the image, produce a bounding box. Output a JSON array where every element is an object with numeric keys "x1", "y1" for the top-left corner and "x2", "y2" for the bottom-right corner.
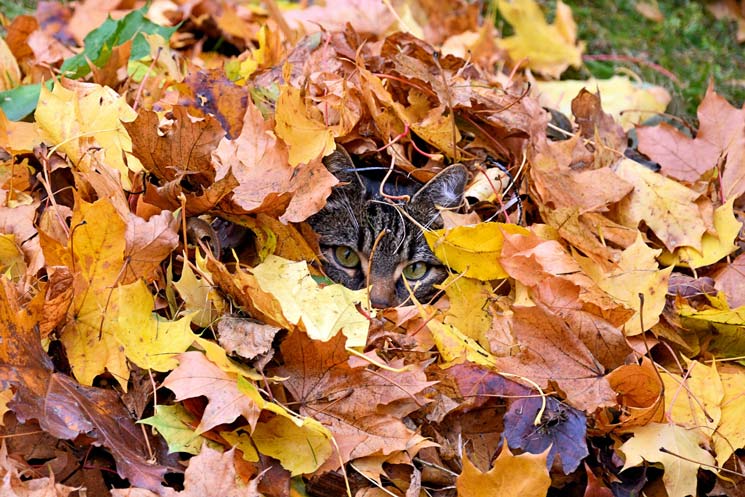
[{"x1": 369, "y1": 284, "x2": 396, "y2": 308}]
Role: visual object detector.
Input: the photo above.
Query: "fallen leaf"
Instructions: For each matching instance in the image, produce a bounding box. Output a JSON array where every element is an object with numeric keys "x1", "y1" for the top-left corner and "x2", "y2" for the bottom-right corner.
[
  {"x1": 116, "y1": 280, "x2": 196, "y2": 372},
  {"x1": 497, "y1": 0, "x2": 584, "y2": 78},
  {"x1": 275, "y1": 83, "x2": 336, "y2": 167},
  {"x1": 620, "y1": 423, "x2": 715, "y2": 497},
  {"x1": 251, "y1": 255, "x2": 371, "y2": 347},
  {"x1": 271, "y1": 331, "x2": 434, "y2": 472},
  {"x1": 614, "y1": 158, "x2": 706, "y2": 253},
  {"x1": 161, "y1": 351, "x2": 262, "y2": 433},
  {"x1": 424, "y1": 223, "x2": 531, "y2": 280},
  {"x1": 456, "y1": 445, "x2": 550, "y2": 497},
  {"x1": 504, "y1": 396, "x2": 589, "y2": 474},
  {"x1": 35, "y1": 80, "x2": 143, "y2": 190}
]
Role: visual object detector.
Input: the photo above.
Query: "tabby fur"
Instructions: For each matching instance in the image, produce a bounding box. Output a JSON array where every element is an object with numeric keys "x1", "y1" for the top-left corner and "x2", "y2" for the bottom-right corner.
[{"x1": 308, "y1": 147, "x2": 468, "y2": 307}]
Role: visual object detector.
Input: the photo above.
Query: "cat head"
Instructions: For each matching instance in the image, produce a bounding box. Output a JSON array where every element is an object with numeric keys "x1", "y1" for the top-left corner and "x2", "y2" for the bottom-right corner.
[{"x1": 308, "y1": 147, "x2": 468, "y2": 308}]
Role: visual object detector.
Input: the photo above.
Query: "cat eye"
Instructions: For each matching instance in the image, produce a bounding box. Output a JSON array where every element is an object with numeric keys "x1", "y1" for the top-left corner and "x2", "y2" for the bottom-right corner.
[
  {"x1": 402, "y1": 262, "x2": 429, "y2": 280},
  {"x1": 334, "y1": 246, "x2": 361, "y2": 268}
]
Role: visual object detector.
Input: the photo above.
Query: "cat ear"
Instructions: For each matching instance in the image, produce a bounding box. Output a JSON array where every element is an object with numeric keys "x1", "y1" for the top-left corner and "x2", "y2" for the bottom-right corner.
[
  {"x1": 323, "y1": 145, "x2": 365, "y2": 191},
  {"x1": 411, "y1": 164, "x2": 468, "y2": 212}
]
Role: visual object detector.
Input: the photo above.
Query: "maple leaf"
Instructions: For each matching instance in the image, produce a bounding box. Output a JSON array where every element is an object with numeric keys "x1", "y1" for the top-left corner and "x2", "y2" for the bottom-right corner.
[
  {"x1": 116, "y1": 280, "x2": 196, "y2": 372},
  {"x1": 161, "y1": 351, "x2": 262, "y2": 433},
  {"x1": 456, "y1": 446, "x2": 550, "y2": 497},
  {"x1": 0, "y1": 441, "x2": 77, "y2": 497},
  {"x1": 605, "y1": 358, "x2": 665, "y2": 429},
  {"x1": 275, "y1": 83, "x2": 336, "y2": 167},
  {"x1": 637, "y1": 85, "x2": 745, "y2": 192},
  {"x1": 39, "y1": 196, "x2": 131, "y2": 389},
  {"x1": 424, "y1": 222, "x2": 531, "y2": 280},
  {"x1": 577, "y1": 233, "x2": 672, "y2": 336},
  {"x1": 35, "y1": 80, "x2": 143, "y2": 190},
  {"x1": 0, "y1": 280, "x2": 167, "y2": 491},
  {"x1": 713, "y1": 252, "x2": 745, "y2": 308},
  {"x1": 491, "y1": 305, "x2": 616, "y2": 411},
  {"x1": 271, "y1": 331, "x2": 434, "y2": 472},
  {"x1": 140, "y1": 404, "x2": 213, "y2": 456},
  {"x1": 620, "y1": 423, "x2": 715, "y2": 497},
  {"x1": 212, "y1": 96, "x2": 338, "y2": 222},
  {"x1": 112, "y1": 446, "x2": 263, "y2": 497},
  {"x1": 497, "y1": 0, "x2": 584, "y2": 78},
  {"x1": 660, "y1": 197, "x2": 739, "y2": 269},
  {"x1": 614, "y1": 158, "x2": 706, "y2": 252},
  {"x1": 504, "y1": 396, "x2": 589, "y2": 474},
  {"x1": 535, "y1": 76, "x2": 671, "y2": 130},
  {"x1": 251, "y1": 255, "x2": 371, "y2": 347},
  {"x1": 713, "y1": 363, "x2": 745, "y2": 465}
]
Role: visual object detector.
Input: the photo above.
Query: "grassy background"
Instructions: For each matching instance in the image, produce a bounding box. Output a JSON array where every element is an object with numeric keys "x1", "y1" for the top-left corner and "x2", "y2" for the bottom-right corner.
[
  {"x1": 534, "y1": 0, "x2": 745, "y2": 122},
  {"x1": 2, "y1": 0, "x2": 743, "y2": 123}
]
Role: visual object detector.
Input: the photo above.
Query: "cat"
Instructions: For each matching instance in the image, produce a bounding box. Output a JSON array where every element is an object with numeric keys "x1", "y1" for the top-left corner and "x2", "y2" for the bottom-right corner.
[{"x1": 308, "y1": 146, "x2": 468, "y2": 308}]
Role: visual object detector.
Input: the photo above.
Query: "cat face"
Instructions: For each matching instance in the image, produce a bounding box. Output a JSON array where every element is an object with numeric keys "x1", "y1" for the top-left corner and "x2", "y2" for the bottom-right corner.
[{"x1": 308, "y1": 148, "x2": 468, "y2": 308}]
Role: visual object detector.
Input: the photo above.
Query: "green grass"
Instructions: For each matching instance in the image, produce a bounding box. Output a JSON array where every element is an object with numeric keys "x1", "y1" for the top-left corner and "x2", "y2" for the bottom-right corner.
[
  {"x1": 0, "y1": 0, "x2": 37, "y2": 20},
  {"x1": 553, "y1": 0, "x2": 745, "y2": 123}
]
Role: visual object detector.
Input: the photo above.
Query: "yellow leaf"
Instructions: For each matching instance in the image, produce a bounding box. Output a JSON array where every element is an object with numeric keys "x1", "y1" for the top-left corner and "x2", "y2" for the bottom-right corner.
[
  {"x1": 275, "y1": 84, "x2": 335, "y2": 166},
  {"x1": 40, "y1": 197, "x2": 130, "y2": 389},
  {"x1": 0, "y1": 37, "x2": 21, "y2": 91},
  {"x1": 116, "y1": 280, "x2": 196, "y2": 372},
  {"x1": 713, "y1": 364, "x2": 745, "y2": 465},
  {"x1": 443, "y1": 275, "x2": 493, "y2": 344},
  {"x1": 535, "y1": 76, "x2": 671, "y2": 130},
  {"x1": 660, "y1": 359, "x2": 722, "y2": 439},
  {"x1": 237, "y1": 377, "x2": 333, "y2": 474},
  {"x1": 620, "y1": 423, "x2": 715, "y2": 497},
  {"x1": 661, "y1": 197, "x2": 739, "y2": 268},
  {"x1": 615, "y1": 158, "x2": 706, "y2": 252},
  {"x1": 0, "y1": 234, "x2": 26, "y2": 280},
  {"x1": 35, "y1": 82, "x2": 143, "y2": 189},
  {"x1": 577, "y1": 233, "x2": 672, "y2": 336},
  {"x1": 456, "y1": 445, "x2": 550, "y2": 497},
  {"x1": 220, "y1": 429, "x2": 259, "y2": 462},
  {"x1": 427, "y1": 319, "x2": 497, "y2": 368},
  {"x1": 425, "y1": 223, "x2": 531, "y2": 280},
  {"x1": 497, "y1": 0, "x2": 584, "y2": 78},
  {"x1": 172, "y1": 257, "x2": 224, "y2": 328},
  {"x1": 0, "y1": 389, "x2": 12, "y2": 426},
  {"x1": 193, "y1": 337, "x2": 264, "y2": 381},
  {"x1": 251, "y1": 255, "x2": 371, "y2": 347}
]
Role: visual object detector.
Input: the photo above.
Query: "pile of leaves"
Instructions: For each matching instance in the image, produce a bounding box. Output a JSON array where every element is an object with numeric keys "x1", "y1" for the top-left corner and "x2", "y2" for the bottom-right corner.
[{"x1": 0, "y1": 0, "x2": 743, "y2": 496}]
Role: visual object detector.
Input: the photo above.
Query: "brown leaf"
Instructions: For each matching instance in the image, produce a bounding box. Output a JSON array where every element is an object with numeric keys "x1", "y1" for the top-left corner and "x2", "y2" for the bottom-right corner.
[
  {"x1": 161, "y1": 351, "x2": 262, "y2": 432},
  {"x1": 125, "y1": 105, "x2": 226, "y2": 186},
  {"x1": 271, "y1": 331, "x2": 434, "y2": 470},
  {"x1": 0, "y1": 280, "x2": 167, "y2": 492},
  {"x1": 123, "y1": 209, "x2": 179, "y2": 283},
  {"x1": 177, "y1": 69, "x2": 249, "y2": 140},
  {"x1": 713, "y1": 253, "x2": 745, "y2": 308},
  {"x1": 491, "y1": 305, "x2": 617, "y2": 411}
]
